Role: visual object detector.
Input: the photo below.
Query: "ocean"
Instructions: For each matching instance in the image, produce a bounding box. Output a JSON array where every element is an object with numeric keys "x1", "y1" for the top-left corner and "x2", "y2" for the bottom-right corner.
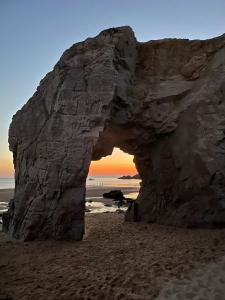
[
  {"x1": 86, "y1": 176, "x2": 140, "y2": 188},
  {"x1": 0, "y1": 177, "x2": 140, "y2": 190}
]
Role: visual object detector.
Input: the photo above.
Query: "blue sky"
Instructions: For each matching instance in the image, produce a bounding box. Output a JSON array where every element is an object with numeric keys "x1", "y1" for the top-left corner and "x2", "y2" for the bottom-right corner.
[{"x1": 0, "y1": 0, "x2": 225, "y2": 176}]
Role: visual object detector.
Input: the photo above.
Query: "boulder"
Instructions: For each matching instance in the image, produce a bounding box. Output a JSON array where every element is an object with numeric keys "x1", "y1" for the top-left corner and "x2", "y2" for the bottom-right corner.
[
  {"x1": 118, "y1": 174, "x2": 140, "y2": 179},
  {"x1": 103, "y1": 190, "x2": 124, "y2": 201}
]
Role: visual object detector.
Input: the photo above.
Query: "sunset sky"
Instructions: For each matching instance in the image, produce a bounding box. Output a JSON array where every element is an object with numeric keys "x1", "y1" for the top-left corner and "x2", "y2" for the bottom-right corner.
[
  {"x1": 89, "y1": 148, "x2": 137, "y2": 177},
  {"x1": 1, "y1": 0, "x2": 225, "y2": 178}
]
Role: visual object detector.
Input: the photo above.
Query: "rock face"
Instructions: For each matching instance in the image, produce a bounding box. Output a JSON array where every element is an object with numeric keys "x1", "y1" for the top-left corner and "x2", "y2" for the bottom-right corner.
[{"x1": 4, "y1": 26, "x2": 225, "y2": 240}]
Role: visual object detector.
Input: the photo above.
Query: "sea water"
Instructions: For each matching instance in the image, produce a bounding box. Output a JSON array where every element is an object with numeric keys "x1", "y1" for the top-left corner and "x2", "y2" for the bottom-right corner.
[
  {"x1": 0, "y1": 177, "x2": 140, "y2": 189},
  {"x1": 0, "y1": 178, "x2": 15, "y2": 189},
  {"x1": 86, "y1": 176, "x2": 140, "y2": 188}
]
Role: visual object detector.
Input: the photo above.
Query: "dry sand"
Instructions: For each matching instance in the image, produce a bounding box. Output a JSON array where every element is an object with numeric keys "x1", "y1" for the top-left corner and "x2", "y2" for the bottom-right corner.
[
  {"x1": 1, "y1": 215, "x2": 225, "y2": 299},
  {"x1": 156, "y1": 255, "x2": 225, "y2": 300},
  {"x1": 1, "y1": 188, "x2": 225, "y2": 299}
]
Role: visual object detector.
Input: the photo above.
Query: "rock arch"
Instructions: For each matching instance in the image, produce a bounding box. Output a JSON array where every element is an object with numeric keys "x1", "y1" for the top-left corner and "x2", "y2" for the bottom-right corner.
[{"x1": 3, "y1": 26, "x2": 225, "y2": 240}]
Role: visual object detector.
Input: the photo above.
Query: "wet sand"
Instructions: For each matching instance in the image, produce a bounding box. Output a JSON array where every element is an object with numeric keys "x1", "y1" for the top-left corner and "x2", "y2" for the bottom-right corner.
[
  {"x1": 0, "y1": 187, "x2": 138, "y2": 203},
  {"x1": 0, "y1": 189, "x2": 14, "y2": 203},
  {"x1": 1, "y1": 188, "x2": 225, "y2": 299}
]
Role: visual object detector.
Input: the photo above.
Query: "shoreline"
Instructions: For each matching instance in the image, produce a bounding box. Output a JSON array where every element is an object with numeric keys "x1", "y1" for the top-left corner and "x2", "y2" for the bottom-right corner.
[{"x1": 0, "y1": 186, "x2": 139, "y2": 202}]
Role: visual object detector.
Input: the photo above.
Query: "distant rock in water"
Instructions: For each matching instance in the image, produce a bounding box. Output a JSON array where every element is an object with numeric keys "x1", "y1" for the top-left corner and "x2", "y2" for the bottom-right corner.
[
  {"x1": 88, "y1": 178, "x2": 95, "y2": 181},
  {"x1": 4, "y1": 25, "x2": 225, "y2": 241},
  {"x1": 118, "y1": 174, "x2": 140, "y2": 179},
  {"x1": 118, "y1": 175, "x2": 132, "y2": 179}
]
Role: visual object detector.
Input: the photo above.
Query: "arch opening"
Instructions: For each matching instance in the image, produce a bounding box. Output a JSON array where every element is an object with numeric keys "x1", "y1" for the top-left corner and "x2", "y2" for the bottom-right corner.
[
  {"x1": 85, "y1": 147, "x2": 141, "y2": 215},
  {"x1": 89, "y1": 147, "x2": 138, "y2": 177}
]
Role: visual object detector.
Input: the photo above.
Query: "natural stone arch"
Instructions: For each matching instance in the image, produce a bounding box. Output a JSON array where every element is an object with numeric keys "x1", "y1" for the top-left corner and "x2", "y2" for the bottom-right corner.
[{"x1": 3, "y1": 26, "x2": 225, "y2": 240}]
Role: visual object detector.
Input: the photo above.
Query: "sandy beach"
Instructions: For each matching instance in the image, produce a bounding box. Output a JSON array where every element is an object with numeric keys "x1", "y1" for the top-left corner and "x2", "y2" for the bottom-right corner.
[{"x1": 0, "y1": 187, "x2": 225, "y2": 299}]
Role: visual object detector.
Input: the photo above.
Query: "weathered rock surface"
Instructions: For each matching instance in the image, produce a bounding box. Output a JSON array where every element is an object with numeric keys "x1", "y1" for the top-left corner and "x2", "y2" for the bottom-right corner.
[{"x1": 4, "y1": 26, "x2": 225, "y2": 240}]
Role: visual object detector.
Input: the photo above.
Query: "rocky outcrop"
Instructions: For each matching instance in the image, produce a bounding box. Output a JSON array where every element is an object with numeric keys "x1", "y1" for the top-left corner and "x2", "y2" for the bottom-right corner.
[
  {"x1": 118, "y1": 174, "x2": 140, "y2": 179},
  {"x1": 103, "y1": 190, "x2": 124, "y2": 200},
  {"x1": 4, "y1": 26, "x2": 225, "y2": 240}
]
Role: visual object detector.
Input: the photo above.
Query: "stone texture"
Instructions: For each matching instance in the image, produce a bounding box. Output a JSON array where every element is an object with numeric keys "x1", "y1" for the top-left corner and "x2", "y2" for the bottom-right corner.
[{"x1": 4, "y1": 26, "x2": 225, "y2": 240}]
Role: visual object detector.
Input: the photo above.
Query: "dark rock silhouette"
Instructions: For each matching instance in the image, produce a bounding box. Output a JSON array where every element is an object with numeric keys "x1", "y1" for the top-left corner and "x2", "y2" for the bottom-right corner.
[
  {"x1": 103, "y1": 190, "x2": 124, "y2": 201},
  {"x1": 118, "y1": 175, "x2": 133, "y2": 179},
  {"x1": 118, "y1": 174, "x2": 140, "y2": 179},
  {"x1": 4, "y1": 26, "x2": 225, "y2": 240}
]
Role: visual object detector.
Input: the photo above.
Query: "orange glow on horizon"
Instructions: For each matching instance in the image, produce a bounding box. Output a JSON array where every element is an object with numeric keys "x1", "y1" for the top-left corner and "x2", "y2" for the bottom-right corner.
[
  {"x1": 0, "y1": 148, "x2": 137, "y2": 178},
  {"x1": 88, "y1": 148, "x2": 137, "y2": 176},
  {"x1": 0, "y1": 152, "x2": 14, "y2": 178}
]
